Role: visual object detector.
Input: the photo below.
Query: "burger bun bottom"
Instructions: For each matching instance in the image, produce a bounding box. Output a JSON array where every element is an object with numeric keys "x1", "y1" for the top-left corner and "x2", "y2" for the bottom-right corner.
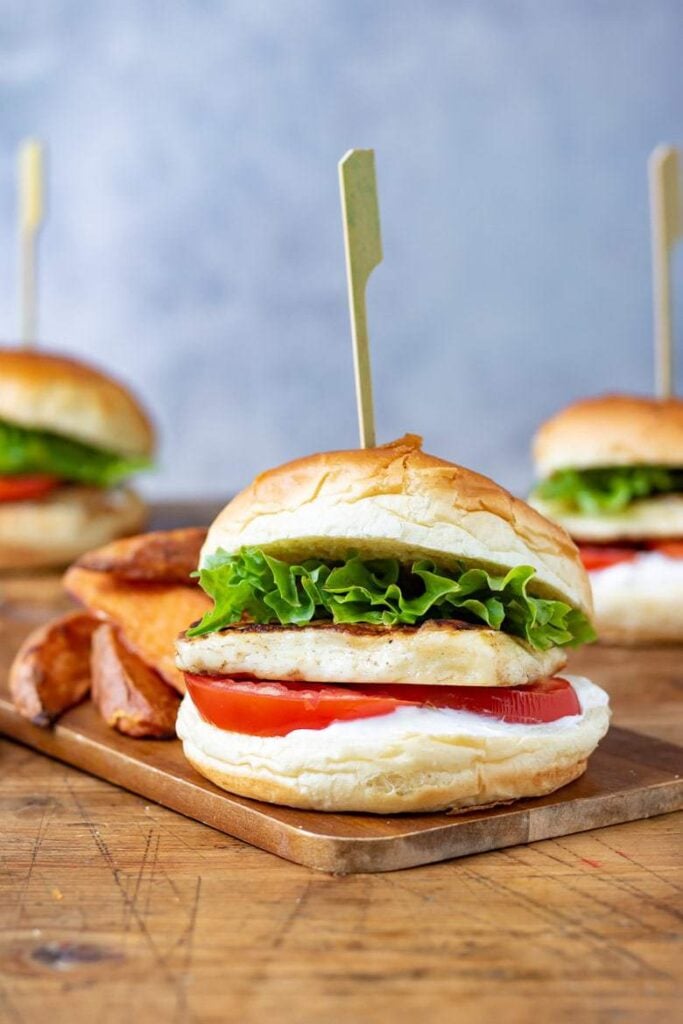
[
  {"x1": 176, "y1": 675, "x2": 610, "y2": 814},
  {"x1": 0, "y1": 485, "x2": 147, "y2": 570},
  {"x1": 591, "y1": 551, "x2": 683, "y2": 645}
]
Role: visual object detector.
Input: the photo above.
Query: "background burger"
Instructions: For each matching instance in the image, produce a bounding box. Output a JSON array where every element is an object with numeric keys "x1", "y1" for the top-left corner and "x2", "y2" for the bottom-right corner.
[
  {"x1": 531, "y1": 394, "x2": 683, "y2": 644},
  {"x1": 176, "y1": 435, "x2": 609, "y2": 814},
  {"x1": 0, "y1": 348, "x2": 155, "y2": 569}
]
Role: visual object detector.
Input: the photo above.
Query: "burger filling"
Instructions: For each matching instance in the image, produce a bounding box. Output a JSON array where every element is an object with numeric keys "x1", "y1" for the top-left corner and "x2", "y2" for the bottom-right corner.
[
  {"x1": 578, "y1": 539, "x2": 683, "y2": 572},
  {"x1": 534, "y1": 464, "x2": 683, "y2": 516},
  {"x1": 181, "y1": 547, "x2": 595, "y2": 739},
  {"x1": 183, "y1": 672, "x2": 582, "y2": 737},
  {"x1": 0, "y1": 419, "x2": 150, "y2": 500},
  {"x1": 187, "y1": 546, "x2": 594, "y2": 651}
]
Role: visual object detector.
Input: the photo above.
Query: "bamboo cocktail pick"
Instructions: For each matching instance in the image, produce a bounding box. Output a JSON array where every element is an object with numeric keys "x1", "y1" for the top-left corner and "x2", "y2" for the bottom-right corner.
[
  {"x1": 18, "y1": 138, "x2": 45, "y2": 347},
  {"x1": 649, "y1": 145, "x2": 681, "y2": 397},
  {"x1": 338, "y1": 149, "x2": 383, "y2": 448}
]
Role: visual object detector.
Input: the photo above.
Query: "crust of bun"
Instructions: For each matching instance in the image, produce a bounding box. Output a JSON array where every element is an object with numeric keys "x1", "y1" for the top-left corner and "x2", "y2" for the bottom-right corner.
[
  {"x1": 177, "y1": 620, "x2": 567, "y2": 687},
  {"x1": 176, "y1": 676, "x2": 609, "y2": 813},
  {"x1": 0, "y1": 486, "x2": 147, "y2": 570},
  {"x1": 534, "y1": 394, "x2": 683, "y2": 476},
  {"x1": 0, "y1": 348, "x2": 155, "y2": 457},
  {"x1": 530, "y1": 494, "x2": 683, "y2": 542},
  {"x1": 183, "y1": 749, "x2": 587, "y2": 815},
  {"x1": 589, "y1": 554, "x2": 683, "y2": 645},
  {"x1": 202, "y1": 435, "x2": 592, "y2": 617}
]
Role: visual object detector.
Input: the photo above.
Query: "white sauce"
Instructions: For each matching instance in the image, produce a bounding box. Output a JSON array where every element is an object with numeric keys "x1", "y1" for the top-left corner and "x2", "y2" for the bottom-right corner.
[
  {"x1": 178, "y1": 675, "x2": 609, "y2": 755},
  {"x1": 280, "y1": 674, "x2": 606, "y2": 740},
  {"x1": 590, "y1": 550, "x2": 683, "y2": 602}
]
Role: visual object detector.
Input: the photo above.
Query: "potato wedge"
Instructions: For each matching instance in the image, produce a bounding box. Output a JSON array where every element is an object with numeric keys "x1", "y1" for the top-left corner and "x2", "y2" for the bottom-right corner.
[
  {"x1": 9, "y1": 612, "x2": 99, "y2": 725},
  {"x1": 75, "y1": 527, "x2": 206, "y2": 585},
  {"x1": 63, "y1": 567, "x2": 211, "y2": 693},
  {"x1": 91, "y1": 624, "x2": 180, "y2": 738}
]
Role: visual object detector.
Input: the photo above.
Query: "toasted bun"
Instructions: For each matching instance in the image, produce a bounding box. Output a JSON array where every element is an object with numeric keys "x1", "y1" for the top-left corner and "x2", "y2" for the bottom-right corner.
[
  {"x1": 203, "y1": 435, "x2": 592, "y2": 616},
  {"x1": 0, "y1": 348, "x2": 155, "y2": 457},
  {"x1": 589, "y1": 552, "x2": 683, "y2": 645},
  {"x1": 0, "y1": 486, "x2": 147, "y2": 570},
  {"x1": 176, "y1": 675, "x2": 610, "y2": 813},
  {"x1": 534, "y1": 394, "x2": 683, "y2": 477},
  {"x1": 177, "y1": 620, "x2": 567, "y2": 688},
  {"x1": 530, "y1": 493, "x2": 683, "y2": 542}
]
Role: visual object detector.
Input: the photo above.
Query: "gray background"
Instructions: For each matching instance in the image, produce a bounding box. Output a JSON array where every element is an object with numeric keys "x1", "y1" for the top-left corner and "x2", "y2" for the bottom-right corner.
[{"x1": 1, "y1": 0, "x2": 682, "y2": 498}]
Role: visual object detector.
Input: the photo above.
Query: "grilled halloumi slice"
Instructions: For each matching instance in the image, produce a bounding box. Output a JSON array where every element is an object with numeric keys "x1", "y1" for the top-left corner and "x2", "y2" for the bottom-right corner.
[{"x1": 176, "y1": 619, "x2": 567, "y2": 688}]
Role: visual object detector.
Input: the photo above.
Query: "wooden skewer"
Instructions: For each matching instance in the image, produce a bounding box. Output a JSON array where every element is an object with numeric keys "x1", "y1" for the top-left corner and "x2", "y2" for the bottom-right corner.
[
  {"x1": 18, "y1": 139, "x2": 45, "y2": 347},
  {"x1": 648, "y1": 144, "x2": 681, "y2": 398},
  {"x1": 338, "y1": 149, "x2": 383, "y2": 448}
]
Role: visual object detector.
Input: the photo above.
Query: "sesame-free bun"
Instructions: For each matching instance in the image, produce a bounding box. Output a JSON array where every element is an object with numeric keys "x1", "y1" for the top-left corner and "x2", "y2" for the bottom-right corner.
[
  {"x1": 534, "y1": 394, "x2": 683, "y2": 477},
  {"x1": 176, "y1": 675, "x2": 610, "y2": 814},
  {"x1": 202, "y1": 435, "x2": 592, "y2": 616},
  {"x1": 0, "y1": 486, "x2": 146, "y2": 570},
  {"x1": 0, "y1": 348, "x2": 155, "y2": 457}
]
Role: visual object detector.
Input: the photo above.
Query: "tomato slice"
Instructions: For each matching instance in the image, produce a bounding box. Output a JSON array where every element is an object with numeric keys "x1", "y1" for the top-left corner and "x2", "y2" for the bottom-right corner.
[
  {"x1": 579, "y1": 539, "x2": 683, "y2": 568},
  {"x1": 185, "y1": 676, "x2": 403, "y2": 736},
  {"x1": 0, "y1": 474, "x2": 59, "y2": 502},
  {"x1": 578, "y1": 544, "x2": 638, "y2": 572},
  {"x1": 647, "y1": 540, "x2": 683, "y2": 559},
  {"x1": 184, "y1": 674, "x2": 580, "y2": 736}
]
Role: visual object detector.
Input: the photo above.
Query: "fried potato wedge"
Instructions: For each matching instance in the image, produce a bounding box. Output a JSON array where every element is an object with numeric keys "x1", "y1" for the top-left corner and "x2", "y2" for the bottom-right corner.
[
  {"x1": 9, "y1": 612, "x2": 99, "y2": 725},
  {"x1": 75, "y1": 527, "x2": 206, "y2": 585},
  {"x1": 91, "y1": 624, "x2": 180, "y2": 738},
  {"x1": 63, "y1": 566, "x2": 211, "y2": 693}
]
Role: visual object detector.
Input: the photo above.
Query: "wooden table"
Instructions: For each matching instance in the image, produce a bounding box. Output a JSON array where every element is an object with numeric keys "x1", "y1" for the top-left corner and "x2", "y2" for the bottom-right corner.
[{"x1": 1, "y1": 505, "x2": 681, "y2": 1023}]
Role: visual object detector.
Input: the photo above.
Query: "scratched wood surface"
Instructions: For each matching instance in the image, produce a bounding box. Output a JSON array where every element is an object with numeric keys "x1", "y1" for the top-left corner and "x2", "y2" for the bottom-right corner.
[
  {"x1": 1, "y1": 692, "x2": 681, "y2": 875},
  {"x1": 1, "y1": 503, "x2": 682, "y2": 1022}
]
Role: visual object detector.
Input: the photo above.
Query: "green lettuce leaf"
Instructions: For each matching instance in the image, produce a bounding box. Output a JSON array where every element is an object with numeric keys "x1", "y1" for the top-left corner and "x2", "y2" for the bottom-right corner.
[
  {"x1": 0, "y1": 420, "x2": 152, "y2": 487},
  {"x1": 534, "y1": 465, "x2": 683, "y2": 515},
  {"x1": 188, "y1": 547, "x2": 595, "y2": 651}
]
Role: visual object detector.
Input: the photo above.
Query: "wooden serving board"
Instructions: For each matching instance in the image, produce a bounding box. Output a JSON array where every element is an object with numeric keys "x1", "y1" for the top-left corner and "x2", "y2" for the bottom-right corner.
[
  {"x1": 1, "y1": 553, "x2": 682, "y2": 874},
  {"x1": 0, "y1": 687, "x2": 681, "y2": 873}
]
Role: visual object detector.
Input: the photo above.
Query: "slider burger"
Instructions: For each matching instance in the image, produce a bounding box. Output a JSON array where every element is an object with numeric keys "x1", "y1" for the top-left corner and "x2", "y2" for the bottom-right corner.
[
  {"x1": 176, "y1": 435, "x2": 609, "y2": 814},
  {"x1": 531, "y1": 394, "x2": 683, "y2": 644},
  {"x1": 0, "y1": 348, "x2": 154, "y2": 569}
]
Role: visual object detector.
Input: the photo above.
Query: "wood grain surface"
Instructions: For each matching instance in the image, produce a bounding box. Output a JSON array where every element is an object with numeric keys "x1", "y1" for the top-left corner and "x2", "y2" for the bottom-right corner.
[
  {"x1": 1, "y1": 504, "x2": 682, "y2": 1022},
  {"x1": 1, "y1": 691, "x2": 681, "y2": 875}
]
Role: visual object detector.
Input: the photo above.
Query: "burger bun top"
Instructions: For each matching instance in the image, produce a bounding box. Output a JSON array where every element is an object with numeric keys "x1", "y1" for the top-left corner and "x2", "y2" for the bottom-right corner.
[
  {"x1": 534, "y1": 394, "x2": 683, "y2": 477},
  {"x1": 203, "y1": 435, "x2": 592, "y2": 616},
  {"x1": 0, "y1": 348, "x2": 155, "y2": 458}
]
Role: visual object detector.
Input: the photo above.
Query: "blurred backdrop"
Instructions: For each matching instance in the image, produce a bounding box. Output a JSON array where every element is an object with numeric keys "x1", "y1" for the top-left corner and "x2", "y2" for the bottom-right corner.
[{"x1": 1, "y1": 0, "x2": 682, "y2": 498}]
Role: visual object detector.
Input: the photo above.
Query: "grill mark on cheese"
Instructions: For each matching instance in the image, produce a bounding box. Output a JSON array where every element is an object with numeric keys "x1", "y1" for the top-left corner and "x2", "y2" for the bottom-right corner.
[{"x1": 182, "y1": 618, "x2": 483, "y2": 639}]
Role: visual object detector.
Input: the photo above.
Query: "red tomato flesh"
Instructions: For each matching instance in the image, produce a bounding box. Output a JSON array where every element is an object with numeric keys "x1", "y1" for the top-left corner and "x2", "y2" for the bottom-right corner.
[
  {"x1": 578, "y1": 544, "x2": 638, "y2": 572},
  {"x1": 0, "y1": 475, "x2": 59, "y2": 502},
  {"x1": 647, "y1": 540, "x2": 683, "y2": 559},
  {"x1": 184, "y1": 674, "x2": 581, "y2": 737},
  {"x1": 579, "y1": 540, "x2": 683, "y2": 570}
]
